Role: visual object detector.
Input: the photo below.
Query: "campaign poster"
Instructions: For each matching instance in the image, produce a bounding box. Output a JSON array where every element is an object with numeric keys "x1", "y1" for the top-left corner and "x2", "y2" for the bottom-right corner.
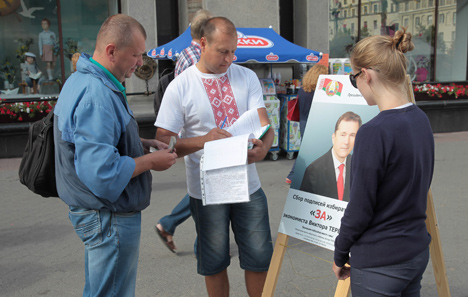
[{"x1": 278, "y1": 75, "x2": 380, "y2": 251}]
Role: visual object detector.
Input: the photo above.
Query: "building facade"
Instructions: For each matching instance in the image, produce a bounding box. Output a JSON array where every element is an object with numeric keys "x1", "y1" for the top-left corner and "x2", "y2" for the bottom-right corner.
[
  {"x1": 329, "y1": 0, "x2": 467, "y2": 82},
  {"x1": 0, "y1": 0, "x2": 466, "y2": 99}
]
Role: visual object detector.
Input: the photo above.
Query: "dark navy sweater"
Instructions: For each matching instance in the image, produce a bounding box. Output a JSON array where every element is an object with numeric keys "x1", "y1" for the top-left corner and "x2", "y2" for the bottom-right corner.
[{"x1": 334, "y1": 104, "x2": 434, "y2": 269}]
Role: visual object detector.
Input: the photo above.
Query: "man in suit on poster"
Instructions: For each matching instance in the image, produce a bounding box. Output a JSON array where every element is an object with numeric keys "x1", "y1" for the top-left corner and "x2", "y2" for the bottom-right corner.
[{"x1": 300, "y1": 111, "x2": 361, "y2": 202}]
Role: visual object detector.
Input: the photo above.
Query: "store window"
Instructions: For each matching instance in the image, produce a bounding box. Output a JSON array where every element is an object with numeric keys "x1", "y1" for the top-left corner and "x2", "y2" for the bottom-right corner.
[
  {"x1": 328, "y1": 0, "x2": 467, "y2": 83},
  {"x1": 0, "y1": 0, "x2": 118, "y2": 96}
]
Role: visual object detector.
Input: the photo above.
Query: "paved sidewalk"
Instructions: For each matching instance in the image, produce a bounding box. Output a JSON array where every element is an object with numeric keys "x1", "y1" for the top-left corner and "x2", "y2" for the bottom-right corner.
[{"x1": 1, "y1": 131, "x2": 467, "y2": 296}]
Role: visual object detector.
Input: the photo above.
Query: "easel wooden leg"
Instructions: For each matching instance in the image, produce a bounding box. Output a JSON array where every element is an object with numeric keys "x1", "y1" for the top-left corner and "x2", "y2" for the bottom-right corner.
[
  {"x1": 334, "y1": 278, "x2": 351, "y2": 297},
  {"x1": 407, "y1": 74, "x2": 451, "y2": 295},
  {"x1": 426, "y1": 189, "x2": 452, "y2": 296},
  {"x1": 262, "y1": 232, "x2": 289, "y2": 297}
]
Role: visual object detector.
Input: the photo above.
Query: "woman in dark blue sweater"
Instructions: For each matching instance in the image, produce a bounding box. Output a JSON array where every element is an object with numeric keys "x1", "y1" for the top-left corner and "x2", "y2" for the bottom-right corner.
[{"x1": 333, "y1": 29, "x2": 435, "y2": 296}]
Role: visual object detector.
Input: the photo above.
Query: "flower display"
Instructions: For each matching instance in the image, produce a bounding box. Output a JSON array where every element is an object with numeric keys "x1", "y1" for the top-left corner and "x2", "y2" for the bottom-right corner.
[
  {"x1": 64, "y1": 38, "x2": 81, "y2": 59},
  {"x1": 0, "y1": 99, "x2": 56, "y2": 122},
  {"x1": 16, "y1": 38, "x2": 34, "y2": 64},
  {"x1": 0, "y1": 58, "x2": 17, "y2": 84},
  {"x1": 413, "y1": 83, "x2": 468, "y2": 99}
]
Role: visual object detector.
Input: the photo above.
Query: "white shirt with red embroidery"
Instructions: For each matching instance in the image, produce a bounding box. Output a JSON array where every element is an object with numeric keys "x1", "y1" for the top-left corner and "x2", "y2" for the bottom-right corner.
[{"x1": 156, "y1": 63, "x2": 265, "y2": 199}]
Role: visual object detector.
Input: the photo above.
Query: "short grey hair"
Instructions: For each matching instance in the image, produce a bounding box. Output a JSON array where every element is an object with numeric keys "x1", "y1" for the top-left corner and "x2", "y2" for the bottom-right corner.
[
  {"x1": 191, "y1": 10, "x2": 212, "y2": 40},
  {"x1": 96, "y1": 14, "x2": 146, "y2": 51}
]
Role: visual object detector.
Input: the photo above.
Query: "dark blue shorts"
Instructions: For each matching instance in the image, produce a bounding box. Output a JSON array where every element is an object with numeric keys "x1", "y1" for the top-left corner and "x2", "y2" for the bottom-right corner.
[{"x1": 190, "y1": 188, "x2": 273, "y2": 276}]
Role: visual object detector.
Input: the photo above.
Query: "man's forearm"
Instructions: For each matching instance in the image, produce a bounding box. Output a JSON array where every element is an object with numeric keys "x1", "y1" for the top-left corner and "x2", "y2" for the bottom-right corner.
[
  {"x1": 156, "y1": 131, "x2": 205, "y2": 158},
  {"x1": 170, "y1": 136, "x2": 206, "y2": 157},
  {"x1": 261, "y1": 127, "x2": 274, "y2": 152}
]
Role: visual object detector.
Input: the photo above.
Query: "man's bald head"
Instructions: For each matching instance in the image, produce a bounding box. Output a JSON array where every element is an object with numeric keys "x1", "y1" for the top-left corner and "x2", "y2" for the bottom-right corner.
[
  {"x1": 95, "y1": 14, "x2": 146, "y2": 53},
  {"x1": 200, "y1": 17, "x2": 237, "y2": 44}
]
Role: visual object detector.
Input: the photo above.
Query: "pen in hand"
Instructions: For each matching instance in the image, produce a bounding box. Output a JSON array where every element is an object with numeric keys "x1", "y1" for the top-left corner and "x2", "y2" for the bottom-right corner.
[{"x1": 220, "y1": 116, "x2": 227, "y2": 129}]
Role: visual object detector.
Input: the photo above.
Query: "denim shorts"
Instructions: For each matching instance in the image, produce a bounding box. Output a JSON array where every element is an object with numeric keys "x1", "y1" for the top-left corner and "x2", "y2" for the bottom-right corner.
[{"x1": 190, "y1": 188, "x2": 273, "y2": 276}]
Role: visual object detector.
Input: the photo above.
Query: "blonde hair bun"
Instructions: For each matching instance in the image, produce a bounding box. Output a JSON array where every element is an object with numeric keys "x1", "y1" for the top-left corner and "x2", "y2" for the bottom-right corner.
[{"x1": 393, "y1": 29, "x2": 414, "y2": 54}]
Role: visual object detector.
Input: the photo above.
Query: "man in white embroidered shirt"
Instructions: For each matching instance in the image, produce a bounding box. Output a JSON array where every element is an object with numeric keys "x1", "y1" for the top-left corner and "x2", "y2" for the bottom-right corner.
[{"x1": 155, "y1": 17, "x2": 274, "y2": 297}]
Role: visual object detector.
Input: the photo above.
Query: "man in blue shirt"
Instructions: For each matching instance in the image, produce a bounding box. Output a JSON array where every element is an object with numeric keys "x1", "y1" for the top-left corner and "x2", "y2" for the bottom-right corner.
[{"x1": 54, "y1": 14, "x2": 177, "y2": 296}]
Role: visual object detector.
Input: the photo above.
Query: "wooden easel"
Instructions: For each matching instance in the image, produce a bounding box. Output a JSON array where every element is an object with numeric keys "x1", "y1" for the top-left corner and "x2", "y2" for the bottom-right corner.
[{"x1": 261, "y1": 76, "x2": 451, "y2": 297}]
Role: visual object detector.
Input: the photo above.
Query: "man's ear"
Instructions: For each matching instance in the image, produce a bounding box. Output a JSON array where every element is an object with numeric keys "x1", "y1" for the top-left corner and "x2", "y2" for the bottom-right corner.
[
  {"x1": 105, "y1": 44, "x2": 117, "y2": 62},
  {"x1": 200, "y1": 37, "x2": 207, "y2": 50}
]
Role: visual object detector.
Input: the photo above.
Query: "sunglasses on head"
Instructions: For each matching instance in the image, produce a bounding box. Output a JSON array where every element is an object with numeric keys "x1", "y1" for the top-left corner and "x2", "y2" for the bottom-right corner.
[{"x1": 349, "y1": 67, "x2": 373, "y2": 89}]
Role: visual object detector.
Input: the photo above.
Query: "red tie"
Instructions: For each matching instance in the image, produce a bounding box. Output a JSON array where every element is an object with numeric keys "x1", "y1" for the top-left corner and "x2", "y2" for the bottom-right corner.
[{"x1": 337, "y1": 164, "x2": 344, "y2": 201}]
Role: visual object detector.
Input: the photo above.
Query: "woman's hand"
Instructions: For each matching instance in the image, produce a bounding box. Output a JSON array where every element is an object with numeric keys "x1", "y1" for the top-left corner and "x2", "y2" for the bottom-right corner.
[{"x1": 332, "y1": 262, "x2": 351, "y2": 280}]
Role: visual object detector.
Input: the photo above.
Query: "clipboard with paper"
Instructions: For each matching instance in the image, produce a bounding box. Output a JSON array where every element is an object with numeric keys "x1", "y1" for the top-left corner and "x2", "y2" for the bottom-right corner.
[{"x1": 200, "y1": 109, "x2": 270, "y2": 205}]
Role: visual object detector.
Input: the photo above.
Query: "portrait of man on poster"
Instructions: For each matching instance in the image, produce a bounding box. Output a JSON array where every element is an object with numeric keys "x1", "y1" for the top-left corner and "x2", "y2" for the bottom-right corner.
[{"x1": 299, "y1": 111, "x2": 362, "y2": 201}]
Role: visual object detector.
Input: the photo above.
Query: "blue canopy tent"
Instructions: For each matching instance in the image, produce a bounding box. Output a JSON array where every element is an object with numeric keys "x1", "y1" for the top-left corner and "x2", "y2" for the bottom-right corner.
[{"x1": 148, "y1": 27, "x2": 322, "y2": 64}]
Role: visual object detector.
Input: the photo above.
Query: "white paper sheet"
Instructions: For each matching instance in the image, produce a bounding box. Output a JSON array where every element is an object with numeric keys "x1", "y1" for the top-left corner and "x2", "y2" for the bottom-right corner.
[
  {"x1": 199, "y1": 108, "x2": 271, "y2": 205},
  {"x1": 201, "y1": 162, "x2": 249, "y2": 205},
  {"x1": 226, "y1": 109, "x2": 262, "y2": 137},
  {"x1": 202, "y1": 134, "x2": 252, "y2": 171}
]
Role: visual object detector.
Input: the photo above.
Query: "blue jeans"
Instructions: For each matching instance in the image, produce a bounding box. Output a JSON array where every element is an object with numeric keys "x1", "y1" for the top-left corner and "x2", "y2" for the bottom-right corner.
[
  {"x1": 159, "y1": 193, "x2": 191, "y2": 235},
  {"x1": 190, "y1": 188, "x2": 273, "y2": 276},
  {"x1": 350, "y1": 247, "x2": 430, "y2": 297},
  {"x1": 69, "y1": 206, "x2": 141, "y2": 297}
]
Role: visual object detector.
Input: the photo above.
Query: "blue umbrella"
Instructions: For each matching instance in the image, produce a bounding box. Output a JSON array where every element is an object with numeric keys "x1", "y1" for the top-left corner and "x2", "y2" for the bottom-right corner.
[{"x1": 148, "y1": 26, "x2": 322, "y2": 64}]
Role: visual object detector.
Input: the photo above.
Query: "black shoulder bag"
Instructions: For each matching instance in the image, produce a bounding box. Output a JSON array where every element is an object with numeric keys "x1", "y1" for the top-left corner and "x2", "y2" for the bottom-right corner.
[{"x1": 19, "y1": 107, "x2": 59, "y2": 198}]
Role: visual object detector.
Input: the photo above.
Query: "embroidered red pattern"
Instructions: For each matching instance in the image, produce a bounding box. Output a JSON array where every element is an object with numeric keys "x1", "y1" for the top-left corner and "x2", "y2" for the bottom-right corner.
[{"x1": 201, "y1": 74, "x2": 240, "y2": 128}]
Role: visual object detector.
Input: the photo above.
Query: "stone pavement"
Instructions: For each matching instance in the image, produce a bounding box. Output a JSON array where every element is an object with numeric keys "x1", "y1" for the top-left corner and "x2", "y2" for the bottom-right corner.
[{"x1": 1, "y1": 114, "x2": 467, "y2": 296}]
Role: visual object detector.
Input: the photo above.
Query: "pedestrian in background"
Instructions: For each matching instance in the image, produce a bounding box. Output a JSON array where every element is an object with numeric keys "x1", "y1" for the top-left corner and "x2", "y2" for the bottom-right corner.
[
  {"x1": 286, "y1": 64, "x2": 328, "y2": 184},
  {"x1": 154, "y1": 9, "x2": 212, "y2": 254}
]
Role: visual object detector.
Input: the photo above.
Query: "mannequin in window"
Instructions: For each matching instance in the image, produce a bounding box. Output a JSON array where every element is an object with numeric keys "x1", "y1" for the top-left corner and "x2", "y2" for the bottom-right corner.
[
  {"x1": 38, "y1": 18, "x2": 56, "y2": 80},
  {"x1": 23, "y1": 52, "x2": 45, "y2": 94}
]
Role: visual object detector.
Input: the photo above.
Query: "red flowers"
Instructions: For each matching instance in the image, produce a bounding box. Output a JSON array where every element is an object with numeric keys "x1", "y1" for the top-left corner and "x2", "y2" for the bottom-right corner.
[
  {"x1": 0, "y1": 100, "x2": 56, "y2": 122},
  {"x1": 414, "y1": 83, "x2": 468, "y2": 99}
]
